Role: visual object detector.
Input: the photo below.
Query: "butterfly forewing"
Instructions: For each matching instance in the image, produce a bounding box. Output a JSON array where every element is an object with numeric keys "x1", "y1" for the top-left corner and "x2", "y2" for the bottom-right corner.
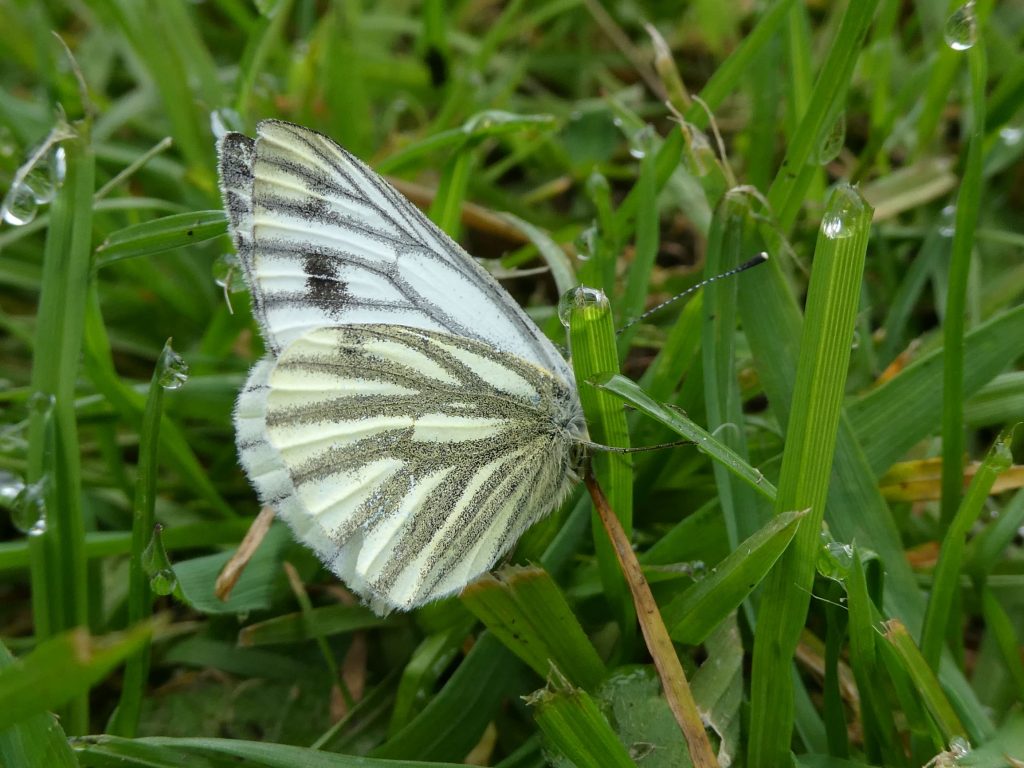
[
  {"x1": 219, "y1": 120, "x2": 587, "y2": 613},
  {"x1": 250, "y1": 325, "x2": 581, "y2": 611},
  {"x1": 219, "y1": 120, "x2": 572, "y2": 383}
]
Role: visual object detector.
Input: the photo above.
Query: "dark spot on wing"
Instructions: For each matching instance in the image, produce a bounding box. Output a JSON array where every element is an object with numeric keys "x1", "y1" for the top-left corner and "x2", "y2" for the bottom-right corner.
[{"x1": 303, "y1": 252, "x2": 349, "y2": 316}]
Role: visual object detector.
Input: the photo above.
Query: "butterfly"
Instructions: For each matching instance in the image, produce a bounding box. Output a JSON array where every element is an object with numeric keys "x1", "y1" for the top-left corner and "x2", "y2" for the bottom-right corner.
[{"x1": 217, "y1": 120, "x2": 589, "y2": 613}]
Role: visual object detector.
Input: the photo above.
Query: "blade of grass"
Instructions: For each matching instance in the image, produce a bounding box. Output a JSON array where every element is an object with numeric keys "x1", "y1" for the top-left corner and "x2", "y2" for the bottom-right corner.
[
  {"x1": 747, "y1": 184, "x2": 871, "y2": 767},
  {"x1": 462, "y1": 565, "x2": 606, "y2": 690},
  {"x1": 0, "y1": 624, "x2": 154, "y2": 730},
  {"x1": 26, "y1": 124, "x2": 94, "y2": 735},
  {"x1": 0, "y1": 640, "x2": 77, "y2": 768},
  {"x1": 526, "y1": 668, "x2": 637, "y2": 768},
  {"x1": 703, "y1": 190, "x2": 771, "y2": 547},
  {"x1": 94, "y1": 211, "x2": 227, "y2": 268},
  {"x1": 566, "y1": 286, "x2": 634, "y2": 648},
  {"x1": 766, "y1": 0, "x2": 879, "y2": 232},
  {"x1": 883, "y1": 619, "x2": 966, "y2": 745},
  {"x1": 75, "y1": 734, "x2": 469, "y2": 768},
  {"x1": 109, "y1": 340, "x2": 178, "y2": 737},
  {"x1": 594, "y1": 374, "x2": 777, "y2": 502},
  {"x1": 940, "y1": 35, "x2": 988, "y2": 527},
  {"x1": 921, "y1": 430, "x2": 1013, "y2": 670},
  {"x1": 845, "y1": 553, "x2": 905, "y2": 764},
  {"x1": 662, "y1": 510, "x2": 805, "y2": 645}
]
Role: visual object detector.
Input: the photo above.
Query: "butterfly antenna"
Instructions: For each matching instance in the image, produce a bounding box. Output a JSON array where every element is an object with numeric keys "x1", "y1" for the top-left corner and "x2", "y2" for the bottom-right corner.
[{"x1": 617, "y1": 252, "x2": 769, "y2": 334}]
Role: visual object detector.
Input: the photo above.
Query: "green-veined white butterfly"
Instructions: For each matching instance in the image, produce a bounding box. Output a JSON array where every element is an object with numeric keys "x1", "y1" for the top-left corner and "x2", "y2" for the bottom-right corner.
[{"x1": 217, "y1": 120, "x2": 588, "y2": 613}]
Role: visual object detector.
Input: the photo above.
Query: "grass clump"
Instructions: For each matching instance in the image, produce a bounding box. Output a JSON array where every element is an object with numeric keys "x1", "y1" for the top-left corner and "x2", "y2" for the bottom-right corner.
[{"x1": 1, "y1": 2, "x2": 1023, "y2": 766}]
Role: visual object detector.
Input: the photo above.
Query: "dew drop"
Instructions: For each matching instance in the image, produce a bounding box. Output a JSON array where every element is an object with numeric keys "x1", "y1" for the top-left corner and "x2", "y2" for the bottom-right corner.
[
  {"x1": 938, "y1": 204, "x2": 956, "y2": 237},
  {"x1": 943, "y1": 3, "x2": 977, "y2": 51},
  {"x1": 557, "y1": 285, "x2": 608, "y2": 327},
  {"x1": 142, "y1": 524, "x2": 177, "y2": 596},
  {"x1": 210, "y1": 108, "x2": 242, "y2": 139},
  {"x1": 2, "y1": 125, "x2": 71, "y2": 227},
  {"x1": 817, "y1": 534, "x2": 854, "y2": 582},
  {"x1": 213, "y1": 253, "x2": 245, "y2": 291},
  {"x1": 817, "y1": 112, "x2": 846, "y2": 165},
  {"x1": 158, "y1": 347, "x2": 190, "y2": 390},
  {"x1": 585, "y1": 171, "x2": 610, "y2": 201},
  {"x1": 628, "y1": 125, "x2": 656, "y2": 159},
  {"x1": 821, "y1": 183, "x2": 867, "y2": 239},
  {"x1": 23, "y1": 145, "x2": 66, "y2": 205},
  {"x1": 574, "y1": 225, "x2": 598, "y2": 262},
  {"x1": 0, "y1": 125, "x2": 16, "y2": 159},
  {"x1": 0, "y1": 471, "x2": 24, "y2": 512},
  {"x1": 1, "y1": 184, "x2": 38, "y2": 226},
  {"x1": 998, "y1": 124, "x2": 1022, "y2": 147},
  {"x1": 11, "y1": 479, "x2": 47, "y2": 536},
  {"x1": 29, "y1": 391, "x2": 56, "y2": 415},
  {"x1": 948, "y1": 735, "x2": 971, "y2": 757}
]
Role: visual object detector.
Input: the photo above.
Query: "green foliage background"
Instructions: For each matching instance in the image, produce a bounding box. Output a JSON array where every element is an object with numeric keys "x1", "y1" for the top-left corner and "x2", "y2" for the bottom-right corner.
[{"x1": 0, "y1": 1, "x2": 1023, "y2": 766}]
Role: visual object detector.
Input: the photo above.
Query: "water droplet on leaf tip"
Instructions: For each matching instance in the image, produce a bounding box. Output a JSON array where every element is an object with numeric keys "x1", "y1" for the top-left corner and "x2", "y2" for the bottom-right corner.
[
  {"x1": 817, "y1": 112, "x2": 846, "y2": 165},
  {"x1": 1, "y1": 184, "x2": 38, "y2": 226},
  {"x1": 943, "y1": 3, "x2": 977, "y2": 51},
  {"x1": 158, "y1": 348, "x2": 190, "y2": 390},
  {"x1": 10, "y1": 479, "x2": 47, "y2": 535},
  {"x1": 149, "y1": 568, "x2": 177, "y2": 596},
  {"x1": 821, "y1": 184, "x2": 866, "y2": 239},
  {"x1": 557, "y1": 286, "x2": 608, "y2": 327}
]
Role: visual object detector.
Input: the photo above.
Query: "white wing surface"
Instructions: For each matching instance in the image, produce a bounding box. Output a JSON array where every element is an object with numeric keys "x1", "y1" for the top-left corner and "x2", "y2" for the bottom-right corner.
[
  {"x1": 217, "y1": 120, "x2": 573, "y2": 384},
  {"x1": 235, "y1": 325, "x2": 586, "y2": 612}
]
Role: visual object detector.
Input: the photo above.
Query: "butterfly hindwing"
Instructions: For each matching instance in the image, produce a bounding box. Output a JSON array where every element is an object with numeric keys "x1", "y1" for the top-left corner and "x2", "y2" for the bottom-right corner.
[{"x1": 237, "y1": 324, "x2": 582, "y2": 611}]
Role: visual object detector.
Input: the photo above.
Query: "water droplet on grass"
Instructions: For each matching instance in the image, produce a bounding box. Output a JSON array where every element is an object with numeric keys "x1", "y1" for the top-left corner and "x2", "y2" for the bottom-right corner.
[
  {"x1": 817, "y1": 112, "x2": 846, "y2": 165},
  {"x1": 821, "y1": 183, "x2": 867, "y2": 239},
  {"x1": 1, "y1": 184, "x2": 38, "y2": 226},
  {"x1": 2, "y1": 126, "x2": 71, "y2": 227},
  {"x1": 938, "y1": 204, "x2": 956, "y2": 237},
  {"x1": 11, "y1": 479, "x2": 47, "y2": 536},
  {"x1": 557, "y1": 286, "x2": 608, "y2": 327},
  {"x1": 944, "y1": 3, "x2": 977, "y2": 50},
  {"x1": 158, "y1": 347, "x2": 190, "y2": 390},
  {"x1": 142, "y1": 524, "x2": 177, "y2": 596}
]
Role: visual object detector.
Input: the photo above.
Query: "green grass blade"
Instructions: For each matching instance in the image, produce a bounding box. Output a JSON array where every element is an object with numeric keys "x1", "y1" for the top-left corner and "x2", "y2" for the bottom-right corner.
[
  {"x1": 462, "y1": 565, "x2": 606, "y2": 690},
  {"x1": 0, "y1": 641, "x2": 77, "y2": 768},
  {"x1": 940, "y1": 38, "x2": 988, "y2": 527},
  {"x1": 883, "y1": 620, "x2": 966, "y2": 745},
  {"x1": 747, "y1": 184, "x2": 872, "y2": 767},
  {"x1": 848, "y1": 304, "x2": 1024, "y2": 476},
  {"x1": 921, "y1": 430, "x2": 1012, "y2": 670},
  {"x1": 595, "y1": 374, "x2": 776, "y2": 501},
  {"x1": 75, "y1": 734, "x2": 469, "y2": 767},
  {"x1": 109, "y1": 341, "x2": 179, "y2": 737},
  {"x1": 26, "y1": 126, "x2": 95, "y2": 734},
  {"x1": 94, "y1": 211, "x2": 227, "y2": 268},
  {"x1": 373, "y1": 633, "x2": 529, "y2": 762},
  {"x1": 766, "y1": 1, "x2": 879, "y2": 232},
  {"x1": 566, "y1": 288, "x2": 635, "y2": 647},
  {"x1": 663, "y1": 510, "x2": 805, "y2": 645},
  {"x1": 237, "y1": 604, "x2": 392, "y2": 647},
  {"x1": 0, "y1": 624, "x2": 153, "y2": 731},
  {"x1": 526, "y1": 670, "x2": 637, "y2": 768}
]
